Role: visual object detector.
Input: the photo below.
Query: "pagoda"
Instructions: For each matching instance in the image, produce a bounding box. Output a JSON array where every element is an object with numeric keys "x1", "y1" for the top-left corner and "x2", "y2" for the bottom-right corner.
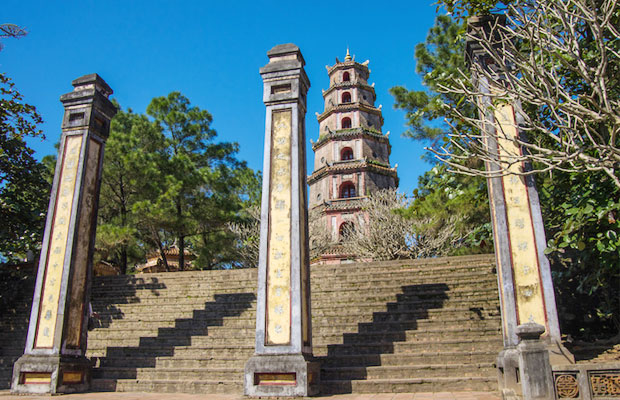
[{"x1": 308, "y1": 50, "x2": 398, "y2": 264}]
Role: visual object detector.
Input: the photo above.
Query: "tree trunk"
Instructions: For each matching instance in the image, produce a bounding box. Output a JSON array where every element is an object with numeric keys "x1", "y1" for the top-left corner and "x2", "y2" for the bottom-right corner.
[
  {"x1": 153, "y1": 228, "x2": 170, "y2": 271},
  {"x1": 120, "y1": 246, "x2": 128, "y2": 275},
  {"x1": 179, "y1": 235, "x2": 185, "y2": 271}
]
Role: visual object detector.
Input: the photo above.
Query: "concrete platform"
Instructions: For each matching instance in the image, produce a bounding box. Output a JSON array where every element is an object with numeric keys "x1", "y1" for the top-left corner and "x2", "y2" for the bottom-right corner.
[{"x1": 0, "y1": 390, "x2": 500, "y2": 399}]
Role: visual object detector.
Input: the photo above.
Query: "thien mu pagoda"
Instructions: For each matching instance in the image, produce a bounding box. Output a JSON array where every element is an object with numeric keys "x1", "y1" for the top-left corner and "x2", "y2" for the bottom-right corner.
[{"x1": 308, "y1": 50, "x2": 398, "y2": 264}]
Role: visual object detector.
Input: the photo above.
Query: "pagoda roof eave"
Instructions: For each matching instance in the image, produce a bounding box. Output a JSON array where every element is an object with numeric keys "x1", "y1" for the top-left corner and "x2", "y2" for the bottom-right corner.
[
  {"x1": 312, "y1": 127, "x2": 388, "y2": 150},
  {"x1": 327, "y1": 60, "x2": 370, "y2": 75},
  {"x1": 317, "y1": 102, "x2": 383, "y2": 123},
  {"x1": 307, "y1": 160, "x2": 398, "y2": 184},
  {"x1": 322, "y1": 82, "x2": 376, "y2": 99}
]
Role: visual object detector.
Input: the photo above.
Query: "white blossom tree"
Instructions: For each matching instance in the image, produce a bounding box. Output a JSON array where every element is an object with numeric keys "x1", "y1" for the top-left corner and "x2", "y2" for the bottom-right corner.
[{"x1": 432, "y1": 0, "x2": 620, "y2": 188}]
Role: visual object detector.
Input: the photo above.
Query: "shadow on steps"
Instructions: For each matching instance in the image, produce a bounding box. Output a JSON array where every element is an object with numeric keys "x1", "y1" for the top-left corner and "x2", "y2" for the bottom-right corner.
[
  {"x1": 318, "y1": 283, "x2": 449, "y2": 394},
  {"x1": 91, "y1": 276, "x2": 167, "y2": 329},
  {"x1": 0, "y1": 265, "x2": 36, "y2": 390},
  {"x1": 91, "y1": 292, "x2": 256, "y2": 390}
]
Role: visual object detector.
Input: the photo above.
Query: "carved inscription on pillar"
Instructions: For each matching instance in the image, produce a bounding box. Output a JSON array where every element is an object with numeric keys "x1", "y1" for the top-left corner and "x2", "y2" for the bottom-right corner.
[
  {"x1": 34, "y1": 135, "x2": 83, "y2": 348},
  {"x1": 494, "y1": 104, "x2": 547, "y2": 330},
  {"x1": 266, "y1": 109, "x2": 292, "y2": 345}
]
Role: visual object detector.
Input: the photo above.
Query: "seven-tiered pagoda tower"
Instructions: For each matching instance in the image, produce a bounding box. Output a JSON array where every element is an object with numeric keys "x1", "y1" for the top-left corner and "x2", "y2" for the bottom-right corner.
[{"x1": 308, "y1": 50, "x2": 398, "y2": 264}]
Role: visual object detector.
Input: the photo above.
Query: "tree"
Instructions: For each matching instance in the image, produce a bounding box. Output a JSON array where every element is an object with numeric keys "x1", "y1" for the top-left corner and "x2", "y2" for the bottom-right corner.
[
  {"x1": 228, "y1": 202, "x2": 334, "y2": 268},
  {"x1": 0, "y1": 73, "x2": 50, "y2": 261},
  {"x1": 407, "y1": 163, "x2": 493, "y2": 256},
  {"x1": 96, "y1": 104, "x2": 164, "y2": 274},
  {"x1": 394, "y1": 9, "x2": 619, "y2": 337},
  {"x1": 390, "y1": 15, "x2": 494, "y2": 256},
  {"x1": 0, "y1": 24, "x2": 28, "y2": 52},
  {"x1": 539, "y1": 170, "x2": 619, "y2": 335},
  {"x1": 228, "y1": 205, "x2": 261, "y2": 268},
  {"x1": 130, "y1": 92, "x2": 251, "y2": 270},
  {"x1": 391, "y1": 16, "x2": 476, "y2": 156},
  {"x1": 341, "y1": 189, "x2": 468, "y2": 260},
  {"x1": 431, "y1": 0, "x2": 620, "y2": 188}
]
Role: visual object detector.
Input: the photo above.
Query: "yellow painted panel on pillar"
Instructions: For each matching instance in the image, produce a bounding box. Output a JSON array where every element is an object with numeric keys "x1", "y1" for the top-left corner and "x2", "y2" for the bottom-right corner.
[
  {"x1": 35, "y1": 135, "x2": 83, "y2": 348},
  {"x1": 255, "y1": 373, "x2": 296, "y2": 385},
  {"x1": 62, "y1": 371, "x2": 83, "y2": 384},
  {"x1": 266, "y1": 109, "x2": 292, "y2": 345},
  {"x1": 495, "y1": 105, "x2": 547, "y2": 330},
  {"x1": 21, "y1": 372, "x2": 51, "y2": 384}
]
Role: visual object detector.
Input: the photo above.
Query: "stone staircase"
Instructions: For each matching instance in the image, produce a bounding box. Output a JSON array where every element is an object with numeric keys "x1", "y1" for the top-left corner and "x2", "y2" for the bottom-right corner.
[
  {"x1": 86, "y1": 254, "x2": 502, "y2": 394},
  {"x1": 0, "y1": 254, "x2": 503, "y2": 394},
  {"x1": 0, "y1": 266, "x2": 36, "y2": 390}
]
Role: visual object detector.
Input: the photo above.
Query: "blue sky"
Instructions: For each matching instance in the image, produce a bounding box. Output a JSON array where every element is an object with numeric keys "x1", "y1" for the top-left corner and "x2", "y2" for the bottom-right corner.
[{"x1": 2, "y1": 1, "x2": 441, "y2": 196}]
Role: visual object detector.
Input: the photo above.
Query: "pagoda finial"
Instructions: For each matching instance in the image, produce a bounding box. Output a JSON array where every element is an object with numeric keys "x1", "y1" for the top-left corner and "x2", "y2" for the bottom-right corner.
[{"x1": 345, "y1": 47, "x2": 352, "y2": 61}]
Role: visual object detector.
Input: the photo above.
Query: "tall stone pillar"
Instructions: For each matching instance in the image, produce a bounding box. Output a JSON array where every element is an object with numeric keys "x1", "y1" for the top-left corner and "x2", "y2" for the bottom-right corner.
[
  {"x1": 12, "y1": 74, "x2": 116, "y2": 394},
  {"x1": 244, "y1": 43, "x2": 319, "y2": 397},
  {"x1": 465, "y1": 14, "x2": 573, "y2": 399}
]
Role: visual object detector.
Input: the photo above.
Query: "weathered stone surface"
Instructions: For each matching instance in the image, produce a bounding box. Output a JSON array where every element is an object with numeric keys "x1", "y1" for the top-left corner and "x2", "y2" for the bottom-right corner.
[{"x1": 11, "y1": 74, "x2": 115, "y2": 395}]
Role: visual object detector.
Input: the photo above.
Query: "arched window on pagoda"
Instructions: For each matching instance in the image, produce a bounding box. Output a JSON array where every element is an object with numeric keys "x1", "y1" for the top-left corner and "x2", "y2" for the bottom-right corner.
[
  {"x1": 341, "y1": 147, "x2": 354, "y2": 161},
  {"x1": 339, "y1": 222, "x2": 355, "y2": 241},
  {"x1": 341, "y1": 117, "x2": 352, "y2": 129},
  {"x1": 340, "y1": 181, "x2": 356, "y2": 198},
  {"x1": 341, "y1": 92, "x2": 351, "y2": 103},
  {"x1": 343, "y1": 71, "x2": 350, "y2": 82}
]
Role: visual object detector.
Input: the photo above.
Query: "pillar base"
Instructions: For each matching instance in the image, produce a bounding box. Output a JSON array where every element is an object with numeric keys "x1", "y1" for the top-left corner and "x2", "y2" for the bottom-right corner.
[
  {"x1": 497, "y1": 348, "x2": 521, "y2": 400},
  {"x1": 11, "y1": 354, "x2": 92, "y2": 394},
  {"x1": 244, "y1": 354, "x2": 320, "y2": 397}
]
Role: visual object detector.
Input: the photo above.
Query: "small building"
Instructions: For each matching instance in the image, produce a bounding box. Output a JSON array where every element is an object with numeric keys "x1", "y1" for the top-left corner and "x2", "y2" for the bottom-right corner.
[{"x1": 135, "y1": 246, "x2": 196, "y2": 273}]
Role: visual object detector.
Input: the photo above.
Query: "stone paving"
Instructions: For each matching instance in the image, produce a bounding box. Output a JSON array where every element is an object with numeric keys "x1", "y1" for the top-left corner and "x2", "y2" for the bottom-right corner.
[{"x1": 0, "y1": 391, "x2": 500, "y2": 400}]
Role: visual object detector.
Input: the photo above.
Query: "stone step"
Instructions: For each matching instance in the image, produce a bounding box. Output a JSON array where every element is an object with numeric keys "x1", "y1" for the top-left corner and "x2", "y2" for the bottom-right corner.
[
  {"x1": 92, "y1": 349, "x2": 499, "y2": 370},
  {"x1": 90, "y1": 301, "x2": 499, "y2": 317},
  {"x1": 87, "y1": 325, "x2": 500, "y2": 342},
  {"x1": 322, "y1": 363, "x2": 496, "y2": 380},
  {"x1": 91, "y1": 274, "x2": 498, "y2": 293},
  {"x1": 88, "y1": 311, "x2": 500, "y2": 329},
  {"x1": 86, "y1": 338, "x2": 502, "y2": 358},
  {"x1": 91, "y1": 285, "x2": 499, "y2": 302},
  {"x1": 87, "y1": 315, "x2": 501, "y2": 333},
  {"x1": 317, "y1": 338, "x2": 502, "y2": 356},
  {"x1": 87, "y1": 331, "x2": 501, "y2": 349},
  {"x1": 90, "y1": 292, "x2": 500, "y2": 309},
  {"x1": 96, "y1": 356, "x2": 247, "y2": 369},
  {"x1": 94, "y1": 367, "x2": 243, "y2": 381},
  {"x1": 319, "y1": 350, "x2": 499, "y2": 367},
  {"x1": 92, "y1": 378, "x2": 242, "y2": 394},
  {"x1": 312, "y1": 259, "x2": 495, "y2": 275},
  {"x1": 321, "y1": 376, "x2": 497, "y2": 393},
  {"x1": 0, "y1": 367, "x2": 12, "y2": 390},
  {"x1": 90, "y1": 268, "x2": 496, "y2": 292},
  {"x1": 86, "y1": 345, "x2": 255, "y2": 359}
]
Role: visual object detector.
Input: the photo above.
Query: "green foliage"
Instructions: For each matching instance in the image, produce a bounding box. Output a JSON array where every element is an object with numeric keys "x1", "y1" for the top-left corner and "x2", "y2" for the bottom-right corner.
[
  {"x1": 540, "y1": 171, "x2": 620, "y2": 335},
  {"x1": 390, "y1": 16, "x2": 480, "y2": 164},
  {"x1": 0, "y1": 73, "x2": 50, "y2": 261},
  {"x1": 95, "y1": 94, "x2": 261, "y2": 272},
  {"x1": 407, "y1": 164, "x2": 492, "y2": 255},
  {"x1": 434, "y1": 0, "x2": 510, "y2": 21},
  {"x1": 391, "y1": 16, "x2": 493, "y2": 255},
  {"x1": 96, "y1": 104, "x2": 163, "y2": 273}
]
